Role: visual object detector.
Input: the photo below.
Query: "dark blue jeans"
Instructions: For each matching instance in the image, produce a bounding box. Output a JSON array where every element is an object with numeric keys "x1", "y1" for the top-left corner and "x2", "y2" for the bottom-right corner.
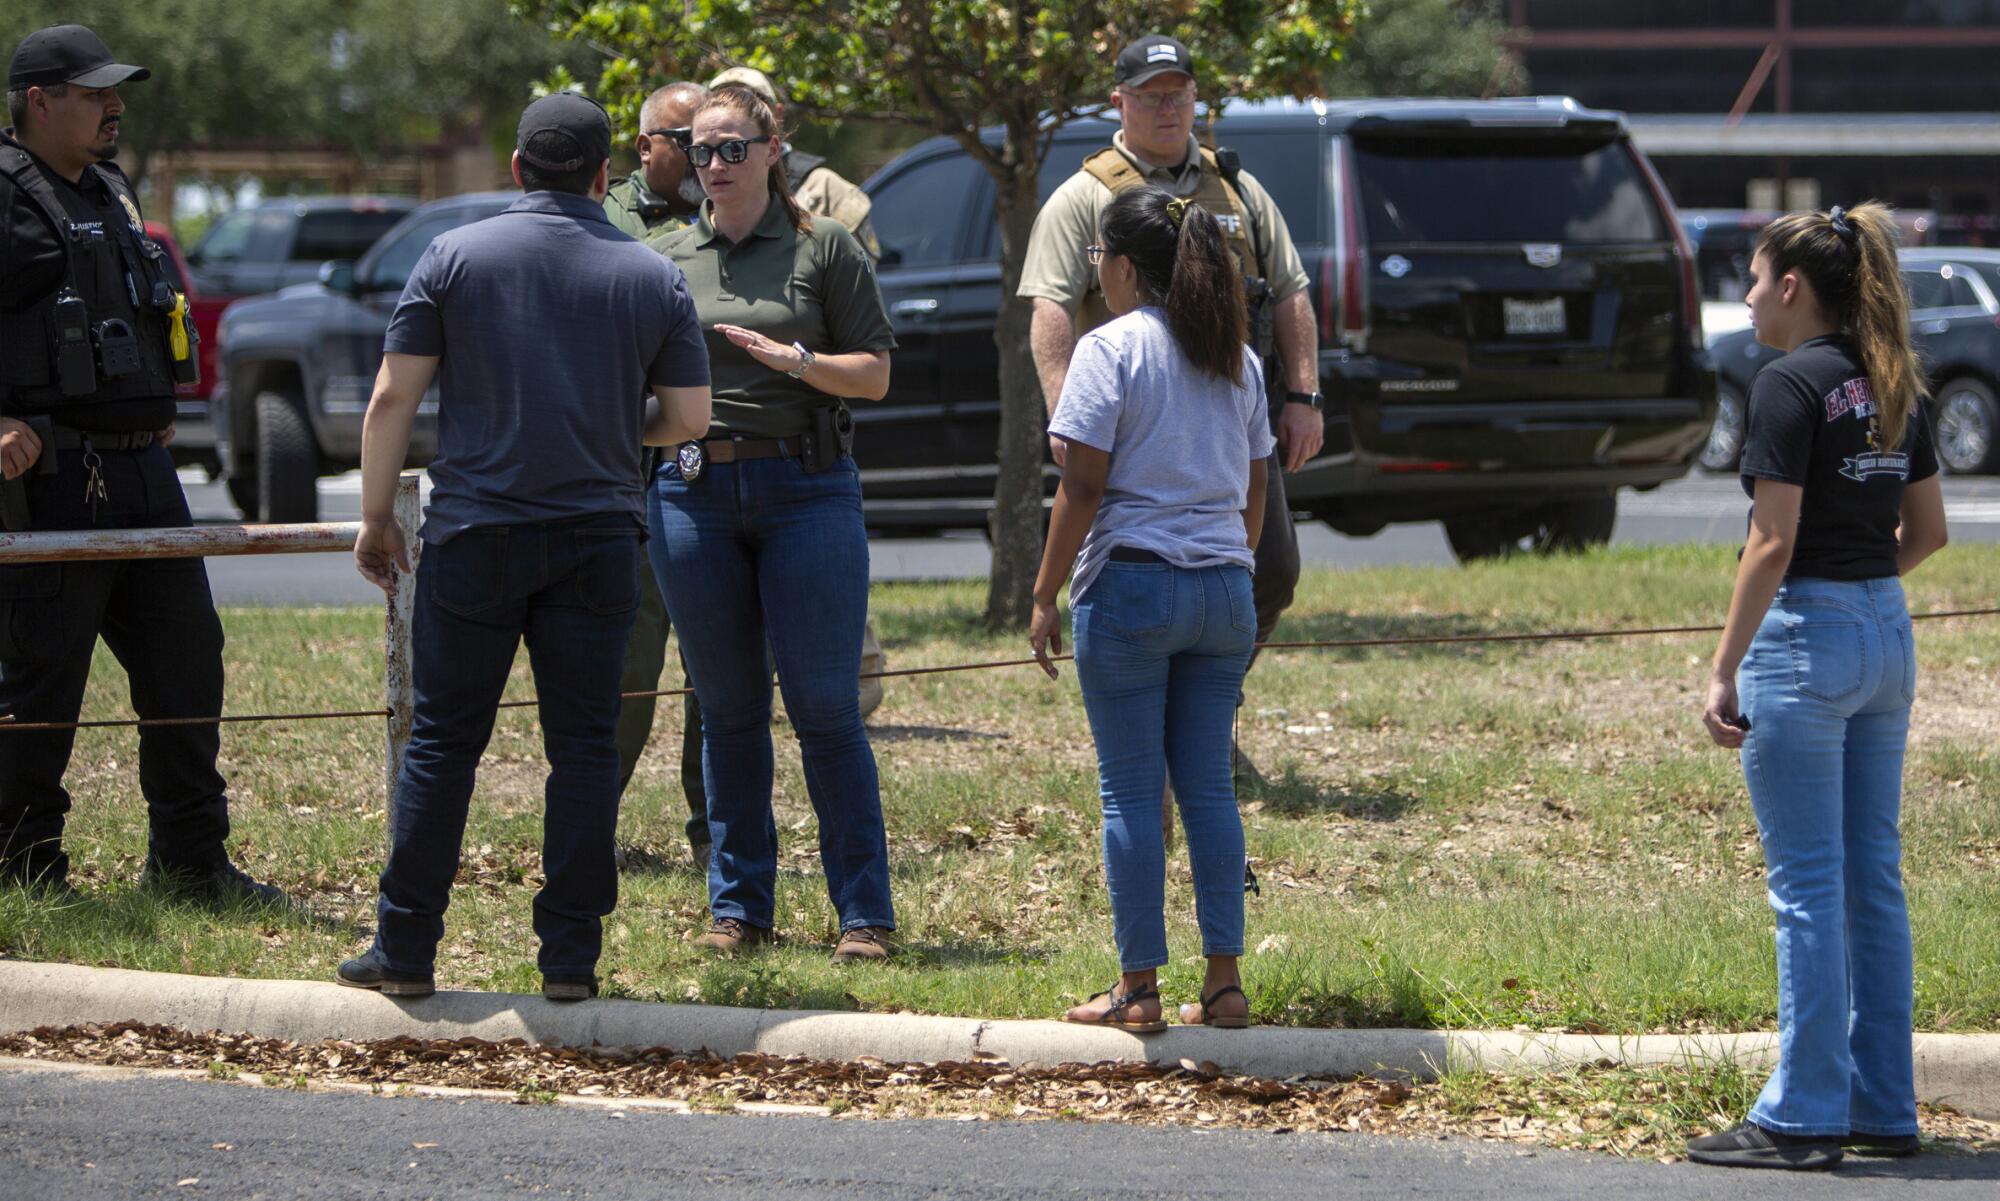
[
  {"x1": 648, "y1": 454, "x2": 893, "y2": 934},
  {"x1": 0, "y1": 442, "x2": 230, "y2": 883},
  {"x1": 373, "y1": 515, "x2": 641, "y2": 981}
]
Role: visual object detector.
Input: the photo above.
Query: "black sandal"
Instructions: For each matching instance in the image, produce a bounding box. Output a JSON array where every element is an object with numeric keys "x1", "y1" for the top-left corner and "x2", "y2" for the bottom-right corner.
[
  {"x1": 1188, "y1": 984, "x2": 1252, "y2": 1029},
  {"x1": 1064, "y1": 982, "x2": 1168, "y2": 1033}
]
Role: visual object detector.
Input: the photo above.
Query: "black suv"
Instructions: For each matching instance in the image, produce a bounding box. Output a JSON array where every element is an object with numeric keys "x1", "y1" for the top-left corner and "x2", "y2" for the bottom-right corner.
[
  {"x1": 861, "y1": 96, "x2": 1717, "y2": 559},
  {"x1": 215, "y1": 193, "x2": 514, "y2": 521},
  {"x1": 1702, "y1": 247, "x2": 2000, "y2": 476}
]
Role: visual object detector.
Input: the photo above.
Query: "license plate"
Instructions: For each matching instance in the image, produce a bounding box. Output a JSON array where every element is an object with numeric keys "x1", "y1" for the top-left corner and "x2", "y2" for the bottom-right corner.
[{"x1": 1503, "y1": 297, "x2": 1567, "y2": 336}]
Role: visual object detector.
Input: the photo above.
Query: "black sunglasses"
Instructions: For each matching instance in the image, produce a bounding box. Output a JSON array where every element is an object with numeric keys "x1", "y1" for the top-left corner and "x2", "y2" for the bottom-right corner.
[
  {"x1": 686, "y1": 135, "x2": 773, "y2": 167},
  {"x1": 646, "y1": 126, "x2": 693, "y2": 149}
]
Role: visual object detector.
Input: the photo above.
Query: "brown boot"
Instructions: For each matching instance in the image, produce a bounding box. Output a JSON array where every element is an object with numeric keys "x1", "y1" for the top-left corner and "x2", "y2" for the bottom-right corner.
[
  {"x1": 831, "y1": 925, "x2": 893, "y2": 964},
  {"x1": 694, "y1": 917, "x2": 776, "y2": 953}
]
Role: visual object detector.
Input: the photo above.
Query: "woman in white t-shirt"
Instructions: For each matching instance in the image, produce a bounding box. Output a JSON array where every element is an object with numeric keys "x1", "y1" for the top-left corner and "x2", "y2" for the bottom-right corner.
[{"x1": 1029, "y1": 186, "x2": 1275, "y2": 1033}]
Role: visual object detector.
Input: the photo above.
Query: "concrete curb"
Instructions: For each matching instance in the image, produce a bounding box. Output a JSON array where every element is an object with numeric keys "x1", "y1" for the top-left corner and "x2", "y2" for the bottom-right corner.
[{"x1": 3, "y1": 961, "x2": 1994, "y2": 1119}]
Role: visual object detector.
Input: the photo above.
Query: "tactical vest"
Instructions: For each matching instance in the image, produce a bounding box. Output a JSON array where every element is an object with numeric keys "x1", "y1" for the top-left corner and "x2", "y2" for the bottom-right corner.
[
  {"x1": 1072, "y1": 144, "x2": 1264, "y2": 338},
  {"x1": 0, "y1": 135, "x2": 188, "y2": 410},
  {"x1": 783, "y1": 148, "x2": 826, "y2": 196}
]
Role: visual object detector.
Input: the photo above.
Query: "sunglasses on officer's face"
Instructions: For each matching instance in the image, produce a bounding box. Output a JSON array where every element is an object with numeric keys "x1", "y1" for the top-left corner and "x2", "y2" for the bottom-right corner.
[
  {"x1": 686, "y1": 135, "x2": 773, "y2": 168},
  {"x1": 647, "y1": 126, "x2": 694, "y2": 150}
]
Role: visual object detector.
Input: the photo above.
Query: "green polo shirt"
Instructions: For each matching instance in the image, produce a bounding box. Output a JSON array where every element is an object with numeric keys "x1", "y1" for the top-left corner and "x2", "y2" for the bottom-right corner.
[
  {"x1": 649, "y1": 198, "x2": 896, "y2": 438},
  {"x1": 602, "y1": 174, "x2": 688, "y2": 240}
]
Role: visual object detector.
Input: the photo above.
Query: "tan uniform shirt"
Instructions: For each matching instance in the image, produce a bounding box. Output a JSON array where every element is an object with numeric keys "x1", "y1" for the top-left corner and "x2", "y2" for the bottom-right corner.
[
  {"x1": 791, "y1": 152, "x2": 881, "y2": 259},
  {"x1": 1017, "y1": 133, "x2": 1309, "y2": 312}
]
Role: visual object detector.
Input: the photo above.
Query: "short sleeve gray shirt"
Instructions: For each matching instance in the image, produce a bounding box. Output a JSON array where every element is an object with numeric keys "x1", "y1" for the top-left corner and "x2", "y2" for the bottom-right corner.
[
  {"x1": 1047, "y1": 308, "x2": 1276, "y2": 603},
  {"x1": 384, "y1": 191, "x2": 709, "y2": 541}
]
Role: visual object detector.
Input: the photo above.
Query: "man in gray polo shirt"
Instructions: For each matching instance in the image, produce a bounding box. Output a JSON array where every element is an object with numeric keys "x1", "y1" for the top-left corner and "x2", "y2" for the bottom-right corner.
[{"x1": 339, "y1": 93, "x2": 712, "y2": 1003}]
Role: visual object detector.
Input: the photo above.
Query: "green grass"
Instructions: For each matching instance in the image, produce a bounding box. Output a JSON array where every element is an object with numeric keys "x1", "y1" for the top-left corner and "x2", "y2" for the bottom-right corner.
[{"x1": 3, "y1": 543, "x2": 1996, "y2": 1034}]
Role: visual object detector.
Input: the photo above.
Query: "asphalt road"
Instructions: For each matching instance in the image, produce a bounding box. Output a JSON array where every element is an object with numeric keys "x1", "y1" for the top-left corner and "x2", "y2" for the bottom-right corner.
[
  {"x1": 6, "y1": 1063, "x2": 1998, "y2": 1200},
  {"x1": 181, "y1": 471, "x2": 2000, "y2": 607}
]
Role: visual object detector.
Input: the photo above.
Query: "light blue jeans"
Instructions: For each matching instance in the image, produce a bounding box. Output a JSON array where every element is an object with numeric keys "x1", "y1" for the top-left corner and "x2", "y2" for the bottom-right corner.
[
  {"x1": 1074, "y1": 559, "x2": 1256, "y2": 971},
  {"x1": 1739, "y1": 575, "x2": 1918, "y2": 1137}
]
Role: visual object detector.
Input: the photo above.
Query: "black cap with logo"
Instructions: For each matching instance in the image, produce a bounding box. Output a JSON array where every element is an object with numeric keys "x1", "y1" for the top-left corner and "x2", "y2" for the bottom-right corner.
[
  {"x1": 8, "y1": 25, "x2": 149, "y2": 90},
  {"x1": 1114, "y1": 35, "x2": 1196, "y2": 89},
  {"x1": 516, "y1": 92, "x2": 612, "y2": 173}
]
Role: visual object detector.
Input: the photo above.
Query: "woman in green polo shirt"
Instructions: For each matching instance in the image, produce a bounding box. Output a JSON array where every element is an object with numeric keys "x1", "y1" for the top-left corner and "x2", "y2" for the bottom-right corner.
[{"x1": 646, "y1": 84, "x2": 899, "y2": 965}]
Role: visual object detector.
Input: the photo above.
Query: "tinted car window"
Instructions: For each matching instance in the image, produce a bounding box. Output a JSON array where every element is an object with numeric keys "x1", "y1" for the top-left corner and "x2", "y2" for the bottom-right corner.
[
  {"x1": 294, "y1": 210, "x2": 408, "y2": 262},
  {"x1": 1354, "y1": 136, "x2": 1666, "y2": 244},
  {"x1": 872, "y1": 152, "x2": 983, "y2": 266},
  {"x1": 1903, "y1": 266, "x2": 1953, "y2": 311},
  {"x1": 190, "y1": 210, "x2": 291, "y2": 265},
  {"x1": 361, "y1": 209, "x2": 486, "y2": 292}
]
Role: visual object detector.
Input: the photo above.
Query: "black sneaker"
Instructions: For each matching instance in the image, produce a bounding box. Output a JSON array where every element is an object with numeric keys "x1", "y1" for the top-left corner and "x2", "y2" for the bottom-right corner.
[
  {"x1": 2, "y1": 860, "x2": 79, "y2": 902},
  {"x1": 336, "y1": 949, "x2": 435, "y2": 998},
  {"x1": 1687, "y1": 1121, "x2": 1842, "y2": 1171},
  {"x1": 543, "y1": 976, "x2": 599, "y2": 1003},
  {"x1": 1843, "y1": 1131, "x2": 1920, "y2": 1157},
  {"x1": 139, "y1": 858, "x2": 287, "y2": 907}
]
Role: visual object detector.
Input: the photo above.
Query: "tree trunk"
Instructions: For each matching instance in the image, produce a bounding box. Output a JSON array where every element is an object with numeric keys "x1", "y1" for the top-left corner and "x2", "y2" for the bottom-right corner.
[{"x1": 982, "y1": 159, "x2": 1047, "y2": 630}]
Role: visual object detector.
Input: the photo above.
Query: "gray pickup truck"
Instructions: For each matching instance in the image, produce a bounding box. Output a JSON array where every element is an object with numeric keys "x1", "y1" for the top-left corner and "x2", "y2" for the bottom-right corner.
[{"x1": 214, "y1": 193, "x2": 512, "y2": 521}]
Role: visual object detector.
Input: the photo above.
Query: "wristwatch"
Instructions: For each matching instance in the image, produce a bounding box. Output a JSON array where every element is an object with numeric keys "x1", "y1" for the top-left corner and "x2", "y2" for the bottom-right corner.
[
  {"x1": 787, "y1": 342, "x2": 817, "y2": 379},
  {"x1": 1285, "y1": 390, "x2": 1325, "y2": 411}
]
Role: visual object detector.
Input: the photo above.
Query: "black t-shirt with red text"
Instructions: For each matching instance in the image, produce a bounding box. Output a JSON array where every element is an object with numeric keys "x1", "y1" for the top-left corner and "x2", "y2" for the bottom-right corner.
[{"x1": 1739, "y1": 333, "x2": 1938, "y2": 580}]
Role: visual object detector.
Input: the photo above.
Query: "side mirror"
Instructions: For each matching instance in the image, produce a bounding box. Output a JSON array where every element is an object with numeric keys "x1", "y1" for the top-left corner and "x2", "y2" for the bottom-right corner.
[
  {"x1": 318, "y1": 259, "x2": 357, "y2": 294},
  {"x1": 876, "y1": 246, "x2": 902, "y2": 267}
]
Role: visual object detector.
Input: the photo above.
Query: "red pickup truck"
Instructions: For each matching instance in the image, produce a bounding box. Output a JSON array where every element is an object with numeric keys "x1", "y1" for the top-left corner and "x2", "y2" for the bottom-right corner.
[{"x1": 145, "y1": 222, "x2": 228, "y2": 475}]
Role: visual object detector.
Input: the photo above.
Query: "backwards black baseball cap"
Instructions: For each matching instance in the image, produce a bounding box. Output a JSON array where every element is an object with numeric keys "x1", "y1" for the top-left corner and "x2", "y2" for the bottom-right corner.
[
  {"x1": 8, "y1": 24, "x2": 150, "y2": 90},
  {"x1": 515, "y1": 92, "x2": 612, "y2": 173},
  {"x1": 1113, "y1": 35, "x2": 1195, "y2": 89}
]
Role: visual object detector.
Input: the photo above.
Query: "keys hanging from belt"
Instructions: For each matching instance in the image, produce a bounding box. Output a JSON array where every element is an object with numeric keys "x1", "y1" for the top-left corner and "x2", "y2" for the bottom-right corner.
[{"x1": 80, "y1": 439, "x2": 108, "y2": 519}]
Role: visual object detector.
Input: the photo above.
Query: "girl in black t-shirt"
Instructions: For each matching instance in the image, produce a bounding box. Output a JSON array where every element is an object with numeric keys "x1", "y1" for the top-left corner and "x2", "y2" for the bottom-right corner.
[{"x1": 1688, "y1": 203, "x2": 1949, "y2": 1171}]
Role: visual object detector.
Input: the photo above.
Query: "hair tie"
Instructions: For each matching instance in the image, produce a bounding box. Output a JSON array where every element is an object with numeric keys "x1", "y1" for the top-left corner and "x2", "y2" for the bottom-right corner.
[
  {"x1": 1828, "y1": 205, "x2": 1859, "y2": 247},
  {"x1": 1165, "y1": 197, "x2": 1190, "y2": 230}
]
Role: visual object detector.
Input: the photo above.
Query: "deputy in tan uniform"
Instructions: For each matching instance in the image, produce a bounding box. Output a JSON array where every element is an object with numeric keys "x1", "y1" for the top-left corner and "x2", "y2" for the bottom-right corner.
[
  {"x1": 707, "y1": 65, "x2": 889, "y2": 715},
  {"x1": 604, "y1": 81, "x2": 706, "y2": 240},
  {"x1": 1020, "y1": 34, "x2": 1324, "y2": 785}
]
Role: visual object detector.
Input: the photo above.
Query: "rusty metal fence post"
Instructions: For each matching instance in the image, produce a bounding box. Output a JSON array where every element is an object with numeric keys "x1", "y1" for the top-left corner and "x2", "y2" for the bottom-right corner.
[{"x1": 383, "y1": 472, "x2": 422, "y2": 845}]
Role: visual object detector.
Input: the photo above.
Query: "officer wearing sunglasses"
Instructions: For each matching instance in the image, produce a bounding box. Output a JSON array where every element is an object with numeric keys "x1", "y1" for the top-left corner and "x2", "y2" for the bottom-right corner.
[
  {"x1": 603, "y1": 81, "x2": 706, "y2": 240},
  {"x1": 643, "y1": 84, "x2": 899, "y2": 966}
]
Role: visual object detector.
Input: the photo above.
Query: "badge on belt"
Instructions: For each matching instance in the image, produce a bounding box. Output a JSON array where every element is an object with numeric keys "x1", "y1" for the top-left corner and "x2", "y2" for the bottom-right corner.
[{"x1": 676, "y1": 440, "x2": 705, "y2": 483}]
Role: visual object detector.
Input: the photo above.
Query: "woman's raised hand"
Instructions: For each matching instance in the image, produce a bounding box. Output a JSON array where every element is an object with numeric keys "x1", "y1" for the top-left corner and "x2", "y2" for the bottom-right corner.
[{"x1": 714, "y1": 323, "x2": 804, "y2": 374}]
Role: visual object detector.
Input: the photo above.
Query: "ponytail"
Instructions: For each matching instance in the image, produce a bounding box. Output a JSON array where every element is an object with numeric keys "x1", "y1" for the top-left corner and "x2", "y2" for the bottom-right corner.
[
  {"x1": 1756, "y1": 200, "x2": 1926, "y2": 450},
  {"x1": 1099, "y1": 186, "x2": 1248, "y2": 383},
  {"x1": 697, "y1": 84, "x2": 811, "y2": 233}
]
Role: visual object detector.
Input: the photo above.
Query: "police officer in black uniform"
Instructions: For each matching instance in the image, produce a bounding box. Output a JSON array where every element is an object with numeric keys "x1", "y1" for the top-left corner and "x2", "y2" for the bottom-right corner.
[{"x1": 0, "y1": 25, "x2": 282, "y2": 903}]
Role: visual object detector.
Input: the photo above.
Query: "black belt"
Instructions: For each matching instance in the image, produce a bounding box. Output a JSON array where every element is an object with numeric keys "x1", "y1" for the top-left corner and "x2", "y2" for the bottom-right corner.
[
  {"x1": 1108, "y1": 547, "x2": 1168, "y2": 564},
  {"x1": 701, "y1": 436, "x2": 798, "y2": 464},
  {"x1": 50, "y1": 427, "x2": 154, "y2": 451}
]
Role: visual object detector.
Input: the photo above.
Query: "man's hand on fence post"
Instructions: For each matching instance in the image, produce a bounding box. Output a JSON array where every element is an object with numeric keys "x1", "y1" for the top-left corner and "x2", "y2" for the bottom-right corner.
[{"x1": 354, "y1": 518, "x2": 411, "y2": 593}]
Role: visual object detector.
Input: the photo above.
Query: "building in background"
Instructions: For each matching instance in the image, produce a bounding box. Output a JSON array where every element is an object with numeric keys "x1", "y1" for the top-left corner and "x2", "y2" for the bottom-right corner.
[{"x1": 1505, "y1": 1, "x2": 2000, "y2": 243}]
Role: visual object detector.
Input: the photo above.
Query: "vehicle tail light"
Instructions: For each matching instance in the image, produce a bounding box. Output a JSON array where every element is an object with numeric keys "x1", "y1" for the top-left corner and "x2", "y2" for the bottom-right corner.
[
  {"x1": 1321, "y1": 140, "x2": 1368, "y2": 351},
  {"x1": 1631, "y1": 143, "x2": 1701, "y2": 344},
  {"x1": 1380, "y1": 460, "x2": 1467, "y2": 474}
]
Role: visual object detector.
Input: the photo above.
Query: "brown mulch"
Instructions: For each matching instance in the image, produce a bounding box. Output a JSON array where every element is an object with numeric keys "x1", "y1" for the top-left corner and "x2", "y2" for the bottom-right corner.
[{"x1": 4, "y1": 1022, "x2": 1998, "y2": 1163}]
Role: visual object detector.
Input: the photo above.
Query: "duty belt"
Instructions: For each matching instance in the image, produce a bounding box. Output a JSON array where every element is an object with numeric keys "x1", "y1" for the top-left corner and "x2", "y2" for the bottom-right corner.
[
  {"x1": 700, "y1": 436, "x2": 798, "y2": 464},
  {"x1": 50, "y1": 427, "x2": 154, "y2": 451}
]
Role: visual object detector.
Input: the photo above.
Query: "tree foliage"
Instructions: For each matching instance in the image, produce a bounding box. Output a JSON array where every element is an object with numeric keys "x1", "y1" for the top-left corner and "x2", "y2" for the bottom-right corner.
[
  {"x1": 1, "y1": 0, "x2": 580, "y2": 183},
  {"x1": 1322, "y1": 0, "x2": 1525, "y2": 100},
  {"x1": 514, "y1": 0, "x2": 1363, "y2": 627}
]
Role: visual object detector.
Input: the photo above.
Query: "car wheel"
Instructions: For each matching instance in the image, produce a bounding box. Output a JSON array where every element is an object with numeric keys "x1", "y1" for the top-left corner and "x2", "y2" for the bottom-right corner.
[
  {"x1": 254, "y1": 390, "x2": 319, "y2": 523},
  {"x1": 1443, "y1": 492, "x2": 1617, "y2": 562},
  {"x1": 224, "y1": 474, "x2": 259, "y2": 518},
  {"x1": 1699, "y1": 384, "x2": 1746, "y2": 473},
  {"x1": 1934, "y1": 377, "x2": 1998, "y2": 475}
]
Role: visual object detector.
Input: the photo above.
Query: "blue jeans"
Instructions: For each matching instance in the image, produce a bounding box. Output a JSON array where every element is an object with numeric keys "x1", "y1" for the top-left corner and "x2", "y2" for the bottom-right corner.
[
  {"x1": 1074, "y1": 561, "x2": 1255, "y2": 971},
  {"x1": 648, "y1": 454, "x2": 893, "y2": 933},
  {"x1": 374, "y1": 515, "x2": 641, "y2": 982},
  {"x1": 1739, "y1": 575, "x2": 1917, "y2": 1137}
]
